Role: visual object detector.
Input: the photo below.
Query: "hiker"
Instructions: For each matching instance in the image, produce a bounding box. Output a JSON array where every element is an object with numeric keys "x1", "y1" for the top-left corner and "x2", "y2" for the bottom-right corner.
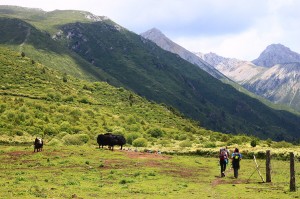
[
  {"x1": 219, "y1": 147, "x2": 229, "y2": 177},
  {"x1": 231, "y1": 148, "x2": 242, "y2": 178}
]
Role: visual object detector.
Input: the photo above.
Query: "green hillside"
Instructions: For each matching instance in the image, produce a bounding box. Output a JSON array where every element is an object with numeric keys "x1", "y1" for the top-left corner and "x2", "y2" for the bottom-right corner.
[
  {"x1": 1, "y1": 6, "x2": 300, "y2": 141},
  {"x1": 0, "y1": 46, "x2": 220, "y2": 146}
]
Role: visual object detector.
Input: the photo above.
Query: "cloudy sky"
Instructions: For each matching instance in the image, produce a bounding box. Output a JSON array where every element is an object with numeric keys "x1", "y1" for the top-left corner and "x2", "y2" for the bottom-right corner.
[{"x1": 2, "y1": 0, "x2": 300, "y2": 60}]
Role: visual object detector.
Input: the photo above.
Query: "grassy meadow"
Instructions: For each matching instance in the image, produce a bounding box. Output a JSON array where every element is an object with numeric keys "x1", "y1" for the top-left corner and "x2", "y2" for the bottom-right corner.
[
  {"x1": 0, "y1": 37, "x2": 300, "y2": 198},
  {"x1": 0, "y1": 144, "x2": 299, "y2": 199}
]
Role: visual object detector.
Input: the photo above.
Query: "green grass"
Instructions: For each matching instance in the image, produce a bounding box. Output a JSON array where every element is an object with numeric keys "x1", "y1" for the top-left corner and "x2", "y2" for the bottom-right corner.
[{"x1": 0, "y1": 145, "x2": 299, "y2": 198}]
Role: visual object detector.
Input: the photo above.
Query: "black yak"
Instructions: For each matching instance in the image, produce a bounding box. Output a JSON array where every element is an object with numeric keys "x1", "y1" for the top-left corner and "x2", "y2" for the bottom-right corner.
[
  {"x1": 34, "y1": 137, "x2": 43, "y2": 152},
  {"x1": 97, "y1": 133, "x2": 126, "y2": 151}
]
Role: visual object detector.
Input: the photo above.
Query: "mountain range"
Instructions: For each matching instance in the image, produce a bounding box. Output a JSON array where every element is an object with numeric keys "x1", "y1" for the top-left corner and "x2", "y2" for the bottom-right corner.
[
  {"x1": 196, "y1": 44, "x2": 300, "y2": 112},
  {"x1": 140, "y1": 27, "x2": 300, "y2": 113},
  {"x1": 1, "y1": 6, "x2": 300, "y2": 141}
]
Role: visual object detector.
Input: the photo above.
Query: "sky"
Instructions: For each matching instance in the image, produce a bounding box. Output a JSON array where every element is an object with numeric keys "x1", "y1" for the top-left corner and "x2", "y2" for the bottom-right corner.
[{"x1": 2, "y1": 0, "x2": 300, "y2": 61}]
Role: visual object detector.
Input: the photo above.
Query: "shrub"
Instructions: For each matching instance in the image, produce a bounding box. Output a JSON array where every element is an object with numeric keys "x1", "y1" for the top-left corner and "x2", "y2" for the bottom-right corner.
[
  {"x1": 60, "y1": 121, "x2": 71, "y2": 132},
  {"x1": 226, "y1": 137, "x2": 242, "y2": 145},
  {"x1": 78, "y1": 97, "x2": 91, "y2": 104},
  {"x1": 179, "y1": 140, "x2": 192, "y2": 148},
  {"x1": 157, "y1": 139, "x2": 169, "y2": 147},
  {"x1": 126, "y1": 115, "x2": 136, "y2": 124},
  {"x1": 126, "y1": 133, "x2": 140, "y2": 145},
  {"x1": 63, "y1": 95, "x2": 74, "y2": 102},
  {"x1": 63, "y1": 76, "x2": 67, "y2": 83},
  {"x1": 56, "y1": 131, "x2": 68, "y2": 139},
  {"x1": 221, "y1": 134, "x2": 230, "y2": 142},
  {"x1": 272, "y1": 141, "x2": 293, "y2": 148},
  {"x1": 44, "y1": 125, "x2": 59, "y2": 136},
  {"x1": 15, "y1": 130, "x2": 24, "y2": 136},
  {"x1": 48, "y1": 138, "x2": 63, "y2": 146},
  {"x1": 62, "y1": 134, "x2": 90, "y2": 145},
  {"x1": 78, "y1": 134, "x2": 90, "y2": 143},
  {"x1": 203, "y1": 142, "x2": 217, "y2": 148},
  {"x1": 132, "y1": 138, "x2": 147, "y2": 147},
  {"x1": 266, "y1": 138, "x2": 272, "y2": 147},
  {"x1": 147, "y1": 128, "x2": 164, "y2": 138},
  {"x1": 177, "y1": 134, "x2": 188, "y2": 141},
  {"x1": 250, "y1": 139, "x2": 257, "y2": 147},
  {"x1": 46, "y1": 92, "x2": 61, "y2": 101}
]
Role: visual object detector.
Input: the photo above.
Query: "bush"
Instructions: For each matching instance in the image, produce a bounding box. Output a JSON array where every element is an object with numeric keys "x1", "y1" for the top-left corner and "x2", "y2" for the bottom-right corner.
[
  {"x1": 126, "y1": 133, "x2": 140, "y2": 145},
  {"x1": 78, "y1": 134, "x2": 90, "y2": 143},
  {"x1": 157, "y1": 139, "x2": 169, "y2": 147},
  {"x1": 44, "y1": 125, "x2": 59, "y2": 136},
  {"x1": 60, "y1": 121, "x2": 71, "y2": 133},
  {"x1": 266, "y1": 138, "x2": 272, "y2": 147},
  {"x1": 62, "y1": 134, "x2": 90, "y2": 145},
  {"x1": 250, "y1": 139, "x2": 257, "y2": 147},
  {"x1": 226, "y1": 137, "x2": 242, "y2": 145},
  {"x1": 221, "y1": 134, "x2": 230, "y2": 142},
  {"x1": 56, "y1": 131, "x2": 68, "y2": 139},
  {"x1": 179, "y1": 140, "x2": 192, "y2": 148},
  {"x1": 203, "y1": 142, "x2": 216, "y2": 148},
  {"x1": 272, "y1": 141, "x2": 293, "y2": 148},
  {"x1": 132, "y1": 138, "x2": 148, "y2": 147},
  {"x1": 48, "y1": 138, "x2": 63, "y2": 146},
  {"x1": 15, "y1": 130, "x2": 24, "y2": 136},
  {"x1": 147, "y1": 128, "x2": 164, "y2": 138}
]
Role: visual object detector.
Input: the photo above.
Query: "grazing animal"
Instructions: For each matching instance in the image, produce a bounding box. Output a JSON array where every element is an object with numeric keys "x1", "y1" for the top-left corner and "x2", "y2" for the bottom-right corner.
[
  {"x1": 34, "y1": 137, "x2": 43, "y2": 152},
  {"x1": 97, "y1": 133, "x2": 126, "y2": 151}
]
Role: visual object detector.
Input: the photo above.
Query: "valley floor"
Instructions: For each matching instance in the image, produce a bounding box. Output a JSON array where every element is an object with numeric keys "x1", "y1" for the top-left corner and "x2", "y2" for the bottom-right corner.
[{"x1": 0, "y1": 145, "x2": 299, "y2": 198}]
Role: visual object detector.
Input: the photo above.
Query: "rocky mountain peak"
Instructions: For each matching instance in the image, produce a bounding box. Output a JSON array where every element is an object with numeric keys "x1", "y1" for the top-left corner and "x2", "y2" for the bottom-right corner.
[
  {"x1": 252, "y1": 43, "x2": 300, "y2": 67},
  {"x1": 141, "y1": 28, "x2": 226, "y2": 79}
]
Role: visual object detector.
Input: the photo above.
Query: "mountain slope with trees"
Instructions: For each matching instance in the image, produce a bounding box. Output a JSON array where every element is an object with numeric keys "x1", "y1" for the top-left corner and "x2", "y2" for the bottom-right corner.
[{"x1": 1, "y1": 6, "x2": 300, "y2": 141}]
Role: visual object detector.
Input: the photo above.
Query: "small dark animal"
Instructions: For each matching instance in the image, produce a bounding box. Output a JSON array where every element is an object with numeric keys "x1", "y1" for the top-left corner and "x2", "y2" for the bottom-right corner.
[
  {"x1": 97, "y1": 133, "x2": 126, "y2": 151},
  {"x1": 34, "y1": 137, "x2": 43, "y2": 152}
]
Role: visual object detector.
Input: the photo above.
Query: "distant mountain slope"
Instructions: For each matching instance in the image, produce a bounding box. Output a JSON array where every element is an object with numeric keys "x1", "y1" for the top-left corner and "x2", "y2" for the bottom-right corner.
[
  {"x1": 252, "y1": 44, "x2": 300, "y2": 67},
  {"x1": 197, "y1": 47, "x2": 300, "y2": 112},
  {"x1": 141, "y1": 28, "x2": 226, "y2": 80},
  {"x1": 0, "y1": 17, "x2": 119, "y2": 85},
  {"x1": 196, "y1": 52, "x2": 266, "y2": 83},
  {"x1": 1, "y1": 6, "x2": 300, "y2": 141},
  {"x1": 243, "y1": 63, "x2": 300, "y2": 109}
]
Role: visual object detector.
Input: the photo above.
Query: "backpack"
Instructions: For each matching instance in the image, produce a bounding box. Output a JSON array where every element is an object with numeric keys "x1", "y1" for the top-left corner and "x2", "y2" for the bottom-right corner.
[
  {"x1": 232, "y1": 153, "x2": 240, "y2": 162},
  {"x1": 232, "y1": 153, "x2": 240, "y2": 168},
  {"x1": 219, "y1": 149, "x2": 228, "y2": 161}
]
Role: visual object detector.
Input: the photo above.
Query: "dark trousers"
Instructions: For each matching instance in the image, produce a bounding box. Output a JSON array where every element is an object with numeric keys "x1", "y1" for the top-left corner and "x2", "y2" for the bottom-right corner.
[
  {"x1": 220, "y1": 160, "x2": 227, "y2": 176},
  {"x1": 232, "y1": 161, "x2": 240, "y2": 178},
  {"x1": 233, "y1": 168, "x2": 239, "y2": 178}
]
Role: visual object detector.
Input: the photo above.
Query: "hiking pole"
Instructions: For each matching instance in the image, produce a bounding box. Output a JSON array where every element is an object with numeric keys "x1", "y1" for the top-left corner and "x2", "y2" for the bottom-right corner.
[
  {"x1": 253, "y1": 155, "x2": 265, "y2": 183},
  {"x1": 247, "y1": 162, "x2": 261, "y2": 182}
]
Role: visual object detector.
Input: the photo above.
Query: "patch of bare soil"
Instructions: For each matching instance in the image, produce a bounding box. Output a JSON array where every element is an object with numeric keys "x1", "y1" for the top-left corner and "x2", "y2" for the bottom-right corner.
[
  {"x1": 212, "y1": 176, "x2": 248, "y2": 187},
  {"x1": 123, "y1": 151, "x2": 170, "y2": 160},
  {"x1": 6, "y1": 150, "x2": 33, "y2": 157},
  {"x1": 102, "y1": 151, "x2": 170, "y2": 169},
  {"x1": 163, "y1": 167, "x2": 197, "y2": 178}
]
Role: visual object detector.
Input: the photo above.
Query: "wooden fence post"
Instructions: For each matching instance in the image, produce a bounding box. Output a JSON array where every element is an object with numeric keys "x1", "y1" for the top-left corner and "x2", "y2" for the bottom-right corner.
[
  {"x1": 266, "y1": 150, "x2": 271, "y2": 182},
  {"x1": 290, "y1": 152, "x2": 296, "y2": 192}
]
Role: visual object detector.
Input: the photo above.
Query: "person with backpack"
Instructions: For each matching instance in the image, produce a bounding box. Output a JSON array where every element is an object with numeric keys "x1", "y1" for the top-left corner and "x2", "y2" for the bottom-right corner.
[
  {"x1": 219, "y1": 147, "x2": 229, "y2": 177},
  {"x1": 231, "y1": 148, "x2": 242, "y2": 178}
]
